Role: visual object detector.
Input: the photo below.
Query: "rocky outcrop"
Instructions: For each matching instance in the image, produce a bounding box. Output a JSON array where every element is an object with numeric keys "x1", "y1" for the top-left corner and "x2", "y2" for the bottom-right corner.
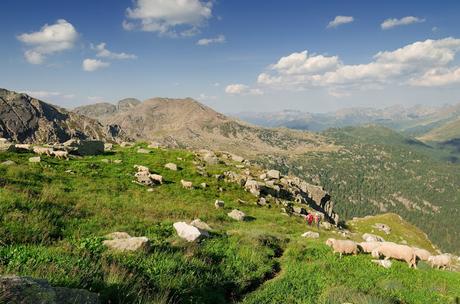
[
  {"x1": 63, "y1": 139, "x2": 105, "y2": 155},
  {"x1": 0, "y1": 88, "x2": 123, "y2": 143},
  {"x1": 0, "y1": 275, "x2": 99, "y2": 304},
  {"x1": 117, "y1": 98, "x2": 141, "y2": 112},
  {"x1": 73, "y1": 102, "x2": 117, "y2": 119}
]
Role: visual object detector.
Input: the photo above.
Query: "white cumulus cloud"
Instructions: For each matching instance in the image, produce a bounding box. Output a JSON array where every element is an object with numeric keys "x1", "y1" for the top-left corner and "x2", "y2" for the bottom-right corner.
[
  {"x1": 123, "y1": 0, "x2": 213, "y2": 37},
  {"x1": 17, "y1": 19, "x2": 78, "y2": 64},
  {"x1": 196, "y1": 34, "x2": 225, "y2": 46},
  {"x1": 82, "y1": 58, "x2": 110, "y2": 72},
  {"x1": 225, "y1": 84, "x2": 263, "y2": 96},
  {"x1": 410, "y1": 67, "x2": 460, "y2": 87},
  {"x1": 257, "y1": 37, "x2": 460, "y2": 91},
  {"x1": 327, "y1": 16, "x2": 354, "y2": 28},
  {"x1": 381, "y1": 16, "x2": 425, "y2": 30},
  {"x1": 92, "y1": 42, "x2": 137, "y2": 59}
]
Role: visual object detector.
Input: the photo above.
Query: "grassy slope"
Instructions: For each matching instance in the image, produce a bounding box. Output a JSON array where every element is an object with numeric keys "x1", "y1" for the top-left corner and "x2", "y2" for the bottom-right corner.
[
  {"x1": 417, "y1": 117, "x2": 460, "y2": 142},
  {"x1": 263, "y1": 125, "x2": 460, "y2": 254},
  {"x1": 0, "y1": 146, "x2": 459, "y2": 303}
]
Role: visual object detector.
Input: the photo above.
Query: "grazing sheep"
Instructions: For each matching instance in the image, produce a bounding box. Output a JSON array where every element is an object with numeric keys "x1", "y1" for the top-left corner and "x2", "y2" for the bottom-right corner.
[
  {"x1": 371, "y1": 243, "x2": 417, "y2": 268},
  {"x1": 149, "y1": 174, "x2": 163, "y2": 184},
  {"x1": 181, "y1": 179, "x2": 193, "y2": 189},
  {"x1": 413, "y1": 248, "x2": 432, "y2": 261},
  {"x1": 33, "y1": 146, "x2": 53, "y2": 156},
  {"x1": 428, "y1": 254, "x2": 451, "y2": 269},
  {"x1": 134, "y1": 165, "x2": 150, "y2": 173},
  {"x1": 358, "y1": 241, "x2": 382, "y2": 253},
  {"x1": 52, "y1": 150, "x2": 69, "y2": 160},
  {"x1": 325, "y1": 238, "x2": 358, "y2": 258}
]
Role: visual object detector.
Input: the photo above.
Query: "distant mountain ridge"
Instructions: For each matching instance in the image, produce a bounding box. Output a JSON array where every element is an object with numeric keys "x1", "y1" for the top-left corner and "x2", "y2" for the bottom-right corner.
[
  {"x1": 0, "y1": 88, "x2": 123, "y2": 143},
  {"x1": 73, "y1": 98, "x2": 141, "y2": 120},
  {"x1": 76, "y1": 96, "x2": 336, "y2": 157},
  {"x1": 234, "y1": 103, "x2": 460, "y2": 140}
]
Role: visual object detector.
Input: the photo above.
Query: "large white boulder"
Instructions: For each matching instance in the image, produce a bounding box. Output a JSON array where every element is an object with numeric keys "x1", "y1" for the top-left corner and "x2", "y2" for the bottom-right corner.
[
  {"x1": 137, "y1": 148, "x2": 150, "y2": 154},
  {"x1": 64, "y1": 139, "x2": 104, "y2": 155},
  {"x1": 362, "y1": 233, "x2": 385, "y2": 242},
  {"x1": 103, "y1": 232, "x2": 150, "y2": 252},
  {"x1": 302, "y1": 231, "x2": 320, "y2": 239},
  {"x1": 228, "y1": 209, "x2": 246, "y2": 221},
  {"x1": 164, "y1": 163, "x2": 178, "y2": 171},
  {"x1": 190, "y1": 219, "x2": 212, "y2": 231},
  {"x1": 173, "y1": 222, "x2": 208, "y2": 242},
  {"x1": 266, "y1": 170, "x2": 281, "y2": 179},
  {"x1": 230, "y1": 154, "x2": 245, "y2": 163}
]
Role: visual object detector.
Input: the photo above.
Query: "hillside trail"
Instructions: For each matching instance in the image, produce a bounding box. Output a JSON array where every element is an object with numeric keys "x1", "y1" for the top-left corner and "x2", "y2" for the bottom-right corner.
[{"x1": 232, "y1": 242, "x2": 287, "y2": 303}]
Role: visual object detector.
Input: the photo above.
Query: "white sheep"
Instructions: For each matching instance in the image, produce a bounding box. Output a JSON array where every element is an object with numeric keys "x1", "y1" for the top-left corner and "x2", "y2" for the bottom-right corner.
[
  {"x1": 428, "y1": 254, "x2": 451, "y2": 269},
  {"x1": 33, "y1": 146, "x2": 53, "y2": 156},
  {"x1": 371, "y1": 242, "x2": 417, "y2": 268},
  {"x1": 325, "y1": 238, "x2": 358, "y2": 258},
  {"x1": 413, "y1": 248, "x2": 432, "y2": 261},
  {"x1": 52, "y1": 150, "x2": 68, "y2": 160},
  {"x1": 180, "y1": 179, "x2": 193, "y2": 189},
  {"x1": 358, "y1": 241, "x2": 382, "y2": 253},
  {"x1": 149, "y1": 174, "x2": 163, "y2": 184},
  {"x1": 134, "y1": 165, "x2": 150, "y2": 173}
]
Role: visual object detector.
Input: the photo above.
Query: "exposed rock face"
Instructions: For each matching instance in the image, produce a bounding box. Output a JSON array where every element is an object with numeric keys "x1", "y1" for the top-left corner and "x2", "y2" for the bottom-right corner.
[
  {"x1": 287, "y1": 177, "x2": 338, "y2": 224},
  {"x1": 73, "y1": 98, "x2": 141, "y2": 120},
  {"x1": 266, "y1": 169, "x2": 281, "y2": 180},
  {"x1": 117, "y1": 98, "x2": 141, "y2": 112},
  {"x1": 63, "y1": 139, "x2": 105, "y2": 155},
  {"x1": 73, "y1": 102, "x2": 117, "y2": 119},
  {"x1": 0, "y1": 88, "x2": 122, "y2": 143},
  {"x1": 0, "y1": 275, "x2": 99, "y2": 304}
]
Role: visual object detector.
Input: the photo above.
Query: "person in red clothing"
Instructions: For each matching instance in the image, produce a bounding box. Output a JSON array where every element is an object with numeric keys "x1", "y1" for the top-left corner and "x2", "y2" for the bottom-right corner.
[
  {"x1": 307, "y1": 213, "x2": 314, "y2": 226},
  {"x1": 314, "y1": 213, "x2": 321, "y2": 230}
]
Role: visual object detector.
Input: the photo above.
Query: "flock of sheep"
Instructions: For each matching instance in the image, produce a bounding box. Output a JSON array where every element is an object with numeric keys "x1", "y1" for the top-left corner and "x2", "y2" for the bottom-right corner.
[
  {"x1": 326, "y1": 238, "x2": 452, "y2": 269},
  {"x1": 32, "y1": 146, "x2": 69, "y2": 159},
  {"x1": 133, "y1": 164, "x2": 195, "y2": 190}
]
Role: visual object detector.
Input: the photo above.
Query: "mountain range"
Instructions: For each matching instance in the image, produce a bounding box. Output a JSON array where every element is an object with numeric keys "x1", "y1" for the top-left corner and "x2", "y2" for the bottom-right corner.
[
  {"x1": 73, "y1": 95, "x2": 335, "y2": 157},
  {"x1": 234, "y1": 103, "x2": 460, "y2": 143}
]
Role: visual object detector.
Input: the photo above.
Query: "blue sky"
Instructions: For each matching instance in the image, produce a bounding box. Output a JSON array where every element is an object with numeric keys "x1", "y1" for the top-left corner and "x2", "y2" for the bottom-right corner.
[{"x1": 1, "y1": 0, "x2": 460, "y2": 113}]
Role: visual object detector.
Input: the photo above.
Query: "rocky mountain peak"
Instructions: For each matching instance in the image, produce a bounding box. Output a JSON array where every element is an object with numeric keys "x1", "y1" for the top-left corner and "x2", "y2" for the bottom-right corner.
[{"x1": 0, "y1": 88, "x2": 123, "y2": 143}]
